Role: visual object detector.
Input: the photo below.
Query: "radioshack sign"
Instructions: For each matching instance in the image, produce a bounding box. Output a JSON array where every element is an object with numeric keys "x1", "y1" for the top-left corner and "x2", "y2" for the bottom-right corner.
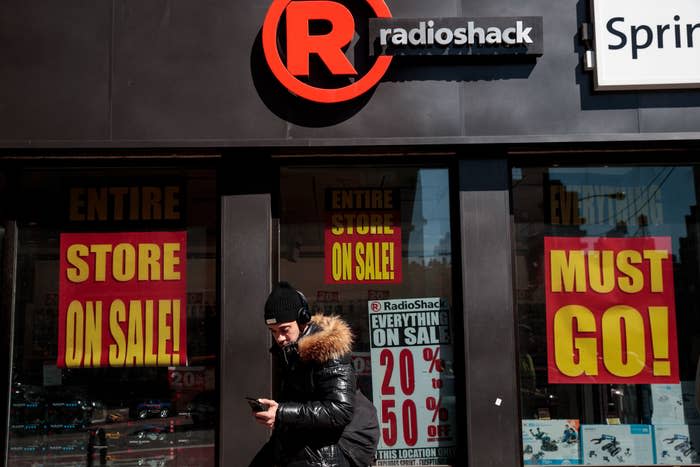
[
  {"x1": 262, "y1": 0, "x2": 543, "y2": 103},
  {"x1": 370, "y1": 17, "x2": 543, "y2": 57},
  {"x1": 591, "y1": 0, "x2": 700, "y2": 89}
]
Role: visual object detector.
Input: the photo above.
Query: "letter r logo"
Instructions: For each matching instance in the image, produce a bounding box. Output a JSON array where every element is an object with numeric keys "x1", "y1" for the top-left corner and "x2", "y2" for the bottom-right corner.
[
  {"x1": 262, "y1": 0, "x2": 393, "y2": 103},
  {"x1": 286, "y1": 1, "x2": 357, "y2": 76}
]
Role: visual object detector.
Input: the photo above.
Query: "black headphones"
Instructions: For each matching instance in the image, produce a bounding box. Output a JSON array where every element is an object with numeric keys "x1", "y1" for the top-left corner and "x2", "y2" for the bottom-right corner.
[{"x1": 296, "y1": 289, "x2": 311, "y2": 325}]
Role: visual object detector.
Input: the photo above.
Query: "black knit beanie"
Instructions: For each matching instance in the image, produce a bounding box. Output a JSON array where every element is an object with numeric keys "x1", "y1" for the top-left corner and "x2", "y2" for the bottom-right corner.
[{"x1": 264, "y1": 281, "x2": 304, "y2": 324}]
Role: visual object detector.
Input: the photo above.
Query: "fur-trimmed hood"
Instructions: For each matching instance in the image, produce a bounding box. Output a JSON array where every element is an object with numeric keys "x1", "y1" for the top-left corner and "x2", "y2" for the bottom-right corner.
[{"x1": 297, "y1": 315, "x2": 354, "y2": 363}]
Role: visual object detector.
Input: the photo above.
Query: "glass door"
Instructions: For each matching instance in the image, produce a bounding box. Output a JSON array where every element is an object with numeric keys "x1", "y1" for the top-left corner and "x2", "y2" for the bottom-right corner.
[{"x1": 279, "y1": 164, "x2": 459, "y2": 466}]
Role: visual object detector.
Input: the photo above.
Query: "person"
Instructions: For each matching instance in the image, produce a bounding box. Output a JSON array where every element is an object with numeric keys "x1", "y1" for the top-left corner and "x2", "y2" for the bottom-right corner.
[{"x1": 249, "y1": 281, "x2": 379, "y2": 467}]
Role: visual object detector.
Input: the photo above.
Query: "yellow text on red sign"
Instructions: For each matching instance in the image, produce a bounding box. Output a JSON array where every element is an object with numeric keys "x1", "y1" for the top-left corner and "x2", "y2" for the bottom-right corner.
[
  {"x1": 65, "y1": 241, "x2": 181, "y2": 282},
  {"x1": 58, "y1": 231, "x2": 187, "y2": 368},
  {"x1": 544, "y1": 236, "x2": 679, "y2": 384},
  {"x1": 325, "y1": 212, "x2": 401, "y2": 283}
]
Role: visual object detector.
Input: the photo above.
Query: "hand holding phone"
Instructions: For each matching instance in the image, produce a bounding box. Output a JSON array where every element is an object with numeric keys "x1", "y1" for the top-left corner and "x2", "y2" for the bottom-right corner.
[{"x1": 245, "y1": 397, "x2": 269, "y2": 412}]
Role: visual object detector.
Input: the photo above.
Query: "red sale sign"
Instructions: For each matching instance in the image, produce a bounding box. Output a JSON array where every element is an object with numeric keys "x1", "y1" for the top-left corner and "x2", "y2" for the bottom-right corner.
[
  {"x1": 545, "y1": 236, "x2": 679, "y2": 384},
  {"x1": 324, "y1": 188, "x2": 402, "y2": 284},
  {"x1": 58, "y1": 231, "x2": 187, "y2": 368}
]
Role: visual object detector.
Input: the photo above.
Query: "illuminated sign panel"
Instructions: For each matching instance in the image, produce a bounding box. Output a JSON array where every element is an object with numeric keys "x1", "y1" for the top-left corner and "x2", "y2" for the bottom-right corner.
[{"x1": 591, "y1": 0, "x2": 700, "y2": 89}]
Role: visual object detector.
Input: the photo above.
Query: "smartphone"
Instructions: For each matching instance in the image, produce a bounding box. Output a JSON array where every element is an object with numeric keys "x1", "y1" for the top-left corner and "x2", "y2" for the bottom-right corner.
[{"x1": 245, "y1": 397, "x2": 269, "y2": 412}]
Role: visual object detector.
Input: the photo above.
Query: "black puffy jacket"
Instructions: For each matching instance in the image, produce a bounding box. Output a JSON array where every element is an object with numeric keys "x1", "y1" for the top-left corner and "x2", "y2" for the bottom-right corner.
[{"x1": 251, "y1": 315, "x2": 377, "y2": 467}]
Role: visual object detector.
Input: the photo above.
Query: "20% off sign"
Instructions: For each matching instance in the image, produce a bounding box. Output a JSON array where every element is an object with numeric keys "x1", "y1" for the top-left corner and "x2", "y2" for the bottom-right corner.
[{"x1": 368, "y1": 298, "x2": 457, "y2": 464}]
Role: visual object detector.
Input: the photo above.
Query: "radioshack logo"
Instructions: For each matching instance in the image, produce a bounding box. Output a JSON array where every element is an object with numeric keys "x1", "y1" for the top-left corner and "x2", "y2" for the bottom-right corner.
[
  {"x1": 262, "y1": 0, "x2": 394, "y2": 104},
  {"x1": 262, "y1": 0, "x2": 543, "y2": 104}
]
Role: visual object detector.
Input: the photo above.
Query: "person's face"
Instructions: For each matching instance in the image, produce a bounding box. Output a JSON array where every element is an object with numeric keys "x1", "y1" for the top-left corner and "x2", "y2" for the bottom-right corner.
[{"x1": 268, "y1": 320, "x2": 301, "y2": 348}]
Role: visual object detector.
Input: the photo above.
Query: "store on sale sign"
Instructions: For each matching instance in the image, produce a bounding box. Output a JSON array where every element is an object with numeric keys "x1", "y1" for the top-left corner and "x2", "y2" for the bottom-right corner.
[
  {"x1": 324, "y1": 188, "x2": 402, "y2": 284},
  {"x1": 368, "y1": 297, "x2": 456, "y2": 466},
  {"x1": 58, "y1": 231, "x2": 187, "y2": 368},
  {"x1": 544, "y1": 236, "x2": 679, "y2": 384}
]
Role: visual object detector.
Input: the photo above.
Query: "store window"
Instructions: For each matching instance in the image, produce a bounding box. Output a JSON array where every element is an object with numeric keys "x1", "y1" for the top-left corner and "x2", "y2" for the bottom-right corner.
[
  {"x1": 6, "y1": 167, "x2": 218, "y2": 466},
  {"x1": 513, "y1": 164, "x2": 700, "y2": 465},
  {"x1": 279, "y1": 165, "x2": 458, "y2": 466}
]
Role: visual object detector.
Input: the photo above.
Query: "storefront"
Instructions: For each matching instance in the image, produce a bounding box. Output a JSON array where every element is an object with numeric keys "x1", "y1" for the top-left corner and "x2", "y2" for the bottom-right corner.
[{"x1": 1, "y1": 0, "x2": 700, "y2": 466}]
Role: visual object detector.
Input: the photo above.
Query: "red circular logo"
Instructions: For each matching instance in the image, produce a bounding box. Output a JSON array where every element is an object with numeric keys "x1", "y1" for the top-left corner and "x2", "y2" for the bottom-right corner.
[{"x1": 262, "y1": 0, "x2": 393, "y2": 104}]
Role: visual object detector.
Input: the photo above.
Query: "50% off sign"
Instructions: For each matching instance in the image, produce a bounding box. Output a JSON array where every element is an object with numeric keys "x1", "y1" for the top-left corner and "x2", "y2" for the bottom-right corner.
[{"x1": 368, "y1": 298, "x2": 457, "y2": 465}]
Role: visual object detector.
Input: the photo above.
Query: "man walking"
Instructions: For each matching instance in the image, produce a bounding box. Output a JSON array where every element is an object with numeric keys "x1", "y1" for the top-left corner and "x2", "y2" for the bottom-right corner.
[{"x1": 249, "y1": 281, "x2": 379, "y2": 467}]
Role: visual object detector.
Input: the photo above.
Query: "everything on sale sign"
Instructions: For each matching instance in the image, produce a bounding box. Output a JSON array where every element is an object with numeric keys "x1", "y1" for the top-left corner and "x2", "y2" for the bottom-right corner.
[
  {"x1": 544, "y1": 236, "x2": 679, "y2": 384},
  {"x1": 368, "y1": 297, "x2": 456, "y2": 466}
]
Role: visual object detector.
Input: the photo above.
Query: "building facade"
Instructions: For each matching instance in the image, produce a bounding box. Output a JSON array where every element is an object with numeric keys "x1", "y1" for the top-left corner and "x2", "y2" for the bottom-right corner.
[{"x1": 2, "y1": 0, "x2": 700, "y2": 466}]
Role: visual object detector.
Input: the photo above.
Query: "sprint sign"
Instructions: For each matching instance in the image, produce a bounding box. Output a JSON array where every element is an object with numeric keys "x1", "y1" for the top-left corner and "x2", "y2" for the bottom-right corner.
[
  {"x1": 262, "y1": 0, "x2": 393, "y2": 103},
  {"x1": 545, "y1": 236, "x2": 679, "y2": 384}
]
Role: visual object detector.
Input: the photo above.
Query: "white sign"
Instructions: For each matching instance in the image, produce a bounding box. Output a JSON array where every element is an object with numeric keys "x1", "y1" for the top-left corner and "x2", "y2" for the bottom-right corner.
[
  {"x1": 591, "y1": 0, "x2": 700, "y2": 89},
  {"x1": 654, "y1": 425, "x2": 700, "y2": 464},
  {"x1": 681, "y1": 380, "x2": 700, "y2": 425},
  {"x1": 580, "y1": 424, "x2": 654, "y2": 465},
  {"x1": 522, "y1": 419, "x2": 581, "y2": 465},
  {"x1": 368, "y1": 297, "x2": 456, "y2": 466},
  {"x1": 651, "y1": 384, "x2": 685, "y2": 425}
]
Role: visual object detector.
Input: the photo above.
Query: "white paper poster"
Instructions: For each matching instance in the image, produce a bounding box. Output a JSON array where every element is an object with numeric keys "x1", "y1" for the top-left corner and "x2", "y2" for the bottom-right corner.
[
  {"x1": 580, "y1": 425, "x2": 654, "y2": 465},
  {"x1": 651, "y1": 384, "x2": 685, "y2": 424},
  {"x1": 522, "y1": 419, "x2": 581, "y2": 465},
  {"x1": 654, "y1": 424, "x2": 700, "y2": 465},
  {"x1": 681, "y1": 380, "x2": 700, "y2": 425},
  {"x1": 368, "y1": 297, "x2": 456, "y2": 466}
]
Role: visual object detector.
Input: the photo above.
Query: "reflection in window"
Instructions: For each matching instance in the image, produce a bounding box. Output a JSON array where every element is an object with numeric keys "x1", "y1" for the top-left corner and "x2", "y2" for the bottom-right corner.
[
  {"x1": 7, "y1": 168, "x2": 218, "y2": 466},
  {"x1": 513, "y1": 164, "x2": 700, "y2": 465}
]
